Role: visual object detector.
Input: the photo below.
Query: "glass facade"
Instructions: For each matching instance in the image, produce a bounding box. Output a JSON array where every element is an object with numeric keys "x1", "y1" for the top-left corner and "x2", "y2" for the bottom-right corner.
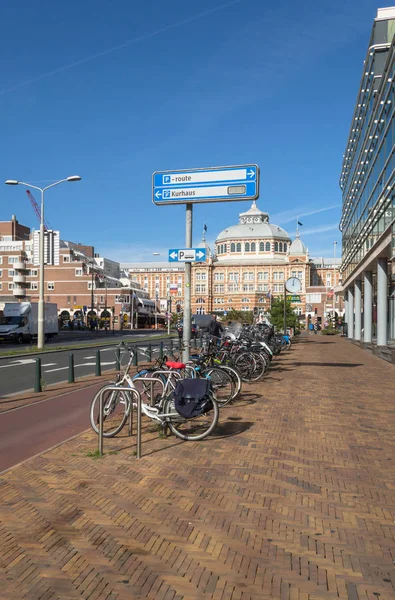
[{"x1": 340, "y1": 10, "x2": 395, "y2": 281}]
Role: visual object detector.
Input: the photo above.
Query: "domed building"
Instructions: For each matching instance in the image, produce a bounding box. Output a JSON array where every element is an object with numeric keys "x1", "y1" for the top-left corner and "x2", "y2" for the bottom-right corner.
[
  {"x1": 190, "y1": 202, "x2": 310, "y2": 316},
  {"x1": 124, "y1": 202, "x2": 343, "y2": 326}
]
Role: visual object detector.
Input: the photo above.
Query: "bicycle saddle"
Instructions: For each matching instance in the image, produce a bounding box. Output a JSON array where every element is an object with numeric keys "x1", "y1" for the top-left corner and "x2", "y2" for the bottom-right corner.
[{"x1": 166, "y1": 361, "x2": 186, "y2": 369}]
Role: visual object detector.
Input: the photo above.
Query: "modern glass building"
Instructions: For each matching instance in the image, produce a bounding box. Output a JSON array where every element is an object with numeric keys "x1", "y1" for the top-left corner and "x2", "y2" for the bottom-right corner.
[{"x1": 340, "y1": 7, "x2": 395, "y2": 353}]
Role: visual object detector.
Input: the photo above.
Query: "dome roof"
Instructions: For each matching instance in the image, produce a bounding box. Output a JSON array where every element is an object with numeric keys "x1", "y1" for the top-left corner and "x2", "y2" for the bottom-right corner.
[
  {"x1": 216, "y1": 202, "x2": 290, "y2": 242},
  {"x1": 289, "y1": 232, "x2": 307, "y2": 255}
]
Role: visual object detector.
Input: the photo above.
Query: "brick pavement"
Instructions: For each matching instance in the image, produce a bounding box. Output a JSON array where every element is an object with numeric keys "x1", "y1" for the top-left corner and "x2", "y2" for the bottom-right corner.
[{"x1": 0, "y1": 335, "x2": 394, "y2": 599}]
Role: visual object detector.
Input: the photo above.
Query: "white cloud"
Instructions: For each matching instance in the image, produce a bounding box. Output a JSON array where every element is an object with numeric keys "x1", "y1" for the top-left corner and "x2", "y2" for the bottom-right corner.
[
  {"x1": 271, "y1": 204, "x2": 341, "y2": 225},
  {"x1": 289, "y1": 223, "x2": 339, "y2": 237}
]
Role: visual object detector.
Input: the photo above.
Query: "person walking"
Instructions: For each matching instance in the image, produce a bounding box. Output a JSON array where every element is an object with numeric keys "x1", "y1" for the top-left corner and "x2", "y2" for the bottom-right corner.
[{"x1": 208, "y1": 314, "x2": 224, "y2": 345}]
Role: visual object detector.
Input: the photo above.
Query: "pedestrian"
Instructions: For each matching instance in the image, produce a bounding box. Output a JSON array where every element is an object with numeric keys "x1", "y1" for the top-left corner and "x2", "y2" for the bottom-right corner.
[
  {"x1": 308, "y1": 322, "x2": 314, "y2": 335},
  {"x1": 208, "y1": 314, "x2": 224, "y2": 345}
]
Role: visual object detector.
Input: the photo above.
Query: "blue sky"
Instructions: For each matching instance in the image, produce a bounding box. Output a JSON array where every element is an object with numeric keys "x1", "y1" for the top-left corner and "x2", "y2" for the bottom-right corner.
[{"x1": 0, "y1": 0, "x2": 382, "y2": 261}]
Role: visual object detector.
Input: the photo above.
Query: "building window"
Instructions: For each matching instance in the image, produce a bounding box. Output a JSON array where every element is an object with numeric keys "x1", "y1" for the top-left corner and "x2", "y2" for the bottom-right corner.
[
  {"x1": 195, "y1": 285, "x2": 206, "y2": 293},
  {"x1": 245, "y1": 242, "x2": 250, "y2": 252},
  {"x1": 196, "y1": 297, "x2": 205, "y2": 304},
  {"x1": 273, "y1": 271, "x2": 279, "y2": 280},
  {"x1": 284, "y1": 243, "x2": 287, "y2": 252},
  {"x1": 243, "y1": 272, "x2": 254, "y2": 281},
  {"x1": 274, "y1": 242, "x2": 279, "y2": 252},
  {"x1": 259, "y1": 242, "x2": 264, "y2": 252},
  {"x1": 228, "y1": 272, "x2": 239, "y2": 281},
  {"x1": 0, "y1": 283, "x2": 2, "y2": 290},
  {"x1": 8, "y1": 270, "x2": 15, "y2": 277},
  {"x1": 0, "y1": 269, "x2": 2, "y2": 277},
  {"x1": 214, "y1": 284, "x2": 225, "y2": 293},
  {"x1": 279, "y1": 272, "x2": 284, "y2": 280},
  {"x1": 214, "y1": 272, "x2": 224, "y2": 281},
  {"x1": 298, "y1": 271, "x2": 303, "y2": 280},
  {"x1": 279, "y1": 242, "x2": 283, "y2": 252},
  {"x1": 0, "y1": 257, "x2": 2, "y2": 264},
  {"x1": 306, "y1": 293, "x2": 322, "y2": 303},
  {"x1": 75, "y1": 268, "x2": 83, "y2": 276},
  {"x1": 31, "y1": 282, "x2": 38, "y2": 290},
  {"x1": 236, "y1": 242, "x2": 241, "y2": 252},
  {"x1": 241, "y1": 297, "x2": 250, "y2": 303},
  {"x1": 47, "y1": 282, "x2": 55, "y2": 290},
  {"x1": 265, "y1": 242, "x2": 270, "y2": 251},
  {"x1": 8, "y1": 283, "x2": 14, "y2": 290},
  {"x1": 251, "y1": 242, "x2": 256, "y2": 252},
  {"x1": 229, "y1": 243, "x2": 235, "y2": 252},
  {"x1": 8, "y1": 256, "x2": 18, "y2": 264},
  {"x1": 63, "y1": 255, "x2": 71, "y2": 262},
  {"x1": 243, "y1": 284, "x2": 254, "y2": 292},
  {"x1": 326, "y1": 274, "x2": 332, "y2": 287},
  {"x1": 195, "y1": 272, "x2": 207, "y2": 281}
]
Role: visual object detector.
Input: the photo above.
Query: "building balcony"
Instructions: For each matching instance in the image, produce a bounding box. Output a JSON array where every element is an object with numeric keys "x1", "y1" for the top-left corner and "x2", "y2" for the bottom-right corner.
[
  {"x1": 14, "y1": 261, "x2": 28, "y2": 271},
  {"x1": 13, "y1": 286, "x2": 27, "y2": 298},
  {"x1": 13, "y1": 274, "x2": 27, "y2": 284}
]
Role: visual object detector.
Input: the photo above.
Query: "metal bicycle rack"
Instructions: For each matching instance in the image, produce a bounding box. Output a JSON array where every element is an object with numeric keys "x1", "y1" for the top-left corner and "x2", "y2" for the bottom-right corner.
[
  {"x1": 98, "y1": 376, "x2": 166, "y2": 459},
  {"x1": 97, "y1": 386, "x2": 142, "y2": 458}
]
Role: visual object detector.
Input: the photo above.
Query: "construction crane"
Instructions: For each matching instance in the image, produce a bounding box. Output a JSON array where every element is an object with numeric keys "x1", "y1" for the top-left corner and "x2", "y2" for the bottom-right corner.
[{"x1": 26, "y1": 190, "x2": 49, "y2": 230}]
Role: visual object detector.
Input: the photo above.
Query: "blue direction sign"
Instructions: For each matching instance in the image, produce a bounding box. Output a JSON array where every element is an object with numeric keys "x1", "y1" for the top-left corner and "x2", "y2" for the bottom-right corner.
[
  {"x1": 153, "y1": 165, "x2": 259, "y2": 205},
  {"x1": 168, "y1": 248, "x2": 207, "y2": 262}
]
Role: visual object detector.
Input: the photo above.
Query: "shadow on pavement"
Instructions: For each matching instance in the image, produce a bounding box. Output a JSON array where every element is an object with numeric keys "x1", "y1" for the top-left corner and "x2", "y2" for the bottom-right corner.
[
  {"x1": 211, "y1": 420, "x2": 254, "y2": 438},
  {"x1": 289, "y1": 362, "x2": 364, "y2": 368}
]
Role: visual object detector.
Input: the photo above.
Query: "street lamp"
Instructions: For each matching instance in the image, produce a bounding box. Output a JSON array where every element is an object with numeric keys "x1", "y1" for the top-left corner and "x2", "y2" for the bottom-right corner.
[{"x1": 5, "y1": 176, "x2": 81, "y2": 350}]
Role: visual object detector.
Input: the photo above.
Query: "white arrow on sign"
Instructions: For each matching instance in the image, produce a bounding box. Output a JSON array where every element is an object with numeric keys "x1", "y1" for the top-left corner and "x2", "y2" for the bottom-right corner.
[
  {"x1": 169, "y1": 251, "x2": 177, "y2": 259},
  {"x1": 196, "y1": 250, "x2": 205, "y2": 259},
  {"x1": 155, "y1": 190, "x2": 162, "y2": 199},
  {"x1": 247, "y1": 169, "x2": 255, "y2": 178}
]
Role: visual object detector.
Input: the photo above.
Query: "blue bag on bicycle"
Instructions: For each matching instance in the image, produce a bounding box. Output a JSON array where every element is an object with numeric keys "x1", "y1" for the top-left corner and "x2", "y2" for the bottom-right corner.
[{"x1": 173, "y1": 378, "x2": 213, "y2": 418}]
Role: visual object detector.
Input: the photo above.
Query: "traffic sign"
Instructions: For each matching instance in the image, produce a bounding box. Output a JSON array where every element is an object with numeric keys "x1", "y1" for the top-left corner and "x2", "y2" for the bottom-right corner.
[
  {"x1": 153, "y1": 165, "x2": 259, "y2": 205},
  {"x1": 168, "y1": 248, "x2": 207, "y2": 262}
]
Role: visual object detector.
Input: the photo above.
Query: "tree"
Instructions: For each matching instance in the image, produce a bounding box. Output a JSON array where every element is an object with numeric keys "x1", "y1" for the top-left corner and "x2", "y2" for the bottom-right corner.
[{"x1": 268, "y1": 296, "x2": 298, "y2": 332}]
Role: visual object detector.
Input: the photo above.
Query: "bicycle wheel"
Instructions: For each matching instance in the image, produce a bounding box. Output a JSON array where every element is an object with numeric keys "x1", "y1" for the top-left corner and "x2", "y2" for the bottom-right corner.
[
  {"x1": 163, "y1": 395, "x2": 219, "y2": 441},
  {"x1": 90, "y1": 387, "x2": 130, "y2": 437},
  {"x1": 234, "y1": 352, "x2": 256, "y2": 382},
  {"x1": 217, "y1": 364, "x2": 242, "y2": 400},
  {"x1": 200, "y1": 367, "x2": 234, "y2": 406}
]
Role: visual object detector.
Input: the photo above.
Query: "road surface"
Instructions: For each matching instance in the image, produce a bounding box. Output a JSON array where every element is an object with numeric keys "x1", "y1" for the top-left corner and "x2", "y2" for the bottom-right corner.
[{"x1": 0, "y1": 335, "x2": 181, "y2": 397}]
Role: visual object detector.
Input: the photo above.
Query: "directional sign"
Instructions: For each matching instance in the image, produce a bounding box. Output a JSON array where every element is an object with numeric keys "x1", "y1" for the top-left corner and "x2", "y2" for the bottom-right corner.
[
  {"x1": 168, "y1": 248, "x2": 207, "y2": 262},
  {"x1": 153, "y1": 165, "x2": 259, "y2": 205}
]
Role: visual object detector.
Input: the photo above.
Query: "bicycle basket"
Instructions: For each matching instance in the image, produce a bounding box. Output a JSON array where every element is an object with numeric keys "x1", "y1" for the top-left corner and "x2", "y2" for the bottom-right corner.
[{"x1": 173, "y1": 378, "x2": 213, "y2": 419}]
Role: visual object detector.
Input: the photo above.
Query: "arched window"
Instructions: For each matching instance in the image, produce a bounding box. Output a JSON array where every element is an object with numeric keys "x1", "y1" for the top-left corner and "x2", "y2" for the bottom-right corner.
[
  {"x1": 279, "y1": 242, "x2": 283, "y2": 252},
  {"x1": 236, "y1": 243, "x2": 241, "y2": 252},
  {"x1": 217, "y1": 245, "x2": 221, "y2": 254},
  {"x1": 245, "y1": 242, "x2": 250, "y2": 252},
  {"x1": 196, "y1": 298, "x2": 205, "y2": 304},
  {"x1": 230, "y1": 243, "x2": 235, "y2": 252},
  {"x1": 258, "y1": 297, "x2": 265, "y2": 303},
  {"x1": 251, "y1": 242, "x2": 256, "y2": 252},
  {"x1": 274, "y1": 242, "x2": 279, "y2": 252},
  {"x1": 259, "y1": 242, "x2": 264, "y2": 252},
  {"x1": 265, "y1": 242, "x2": 271, "y2": 251},
  {"x1": 283, "y1": 243, "x2": 287, "y2": 253},
  {"x1": 228, "y1": 298, "x2": 233, "y2": 303},
  {"x1": 241, "y1": 297, "x2": 250, "y2": 303}
]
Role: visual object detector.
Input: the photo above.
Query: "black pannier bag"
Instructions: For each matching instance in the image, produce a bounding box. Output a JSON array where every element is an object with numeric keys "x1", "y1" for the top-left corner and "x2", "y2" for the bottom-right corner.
[{"x1": 173, "y1": 378, "x2": 214, "y2": 419}]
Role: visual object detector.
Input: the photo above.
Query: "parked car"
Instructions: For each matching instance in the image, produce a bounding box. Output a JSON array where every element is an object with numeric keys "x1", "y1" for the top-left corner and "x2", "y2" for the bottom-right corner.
[{"x1": 177, "y1": 321, "x2": 198, "y2": 338}]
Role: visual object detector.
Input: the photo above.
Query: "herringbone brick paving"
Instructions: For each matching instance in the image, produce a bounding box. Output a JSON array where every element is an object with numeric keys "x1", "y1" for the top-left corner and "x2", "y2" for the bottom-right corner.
[{"x1": 0, "y1": 335, "x2": 395, "y2": 599}]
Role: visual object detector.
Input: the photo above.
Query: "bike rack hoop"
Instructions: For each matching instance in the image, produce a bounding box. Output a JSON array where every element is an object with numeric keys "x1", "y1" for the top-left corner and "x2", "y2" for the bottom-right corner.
[{"x1": 97, "y1": 385, "x2": 142, "y2": 459}]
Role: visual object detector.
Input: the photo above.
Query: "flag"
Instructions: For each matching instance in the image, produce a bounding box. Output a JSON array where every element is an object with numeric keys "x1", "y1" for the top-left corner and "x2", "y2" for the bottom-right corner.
[
  {"x1": 266, "y1": 290, "x2": 272, "y2": 298},
  {"x1": 203, "y1": 223, "x2": 207, "y2": 232},
  {"x1": 297, "y1": 221, "x2": 303, "y2": 226}
]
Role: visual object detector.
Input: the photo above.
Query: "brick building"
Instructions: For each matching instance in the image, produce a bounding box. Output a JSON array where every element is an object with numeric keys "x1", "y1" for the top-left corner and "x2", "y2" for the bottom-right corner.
[
  {"x1": 0, "y1": 216, "x2": 159, "y2": 329},
  {"x1": 122, "y1": 203, "x2": 343, "y2": 326}
]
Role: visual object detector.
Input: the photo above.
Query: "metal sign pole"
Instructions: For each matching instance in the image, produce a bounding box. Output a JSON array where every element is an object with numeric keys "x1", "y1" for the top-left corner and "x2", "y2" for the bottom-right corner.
[
  {"x1": 283, "y1": 289, "x2": 287, "y2": 335},
  {"x1": 98, "y1": 390, "x2": 104, "y2": 456},
  {"x1": 183, "y1": 203, "x2": 192, "y2": 362}
]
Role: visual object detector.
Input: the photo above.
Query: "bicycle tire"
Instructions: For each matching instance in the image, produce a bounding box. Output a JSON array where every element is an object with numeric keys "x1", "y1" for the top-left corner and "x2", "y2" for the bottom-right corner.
[
  {"x1": 200, "y1": 366, "x2": 235, "y2": 406},
  {"x1": 163, "y1": 395, "x2": 219, "y2": 441},
  {"x1": 90, "y1": 387, "x2": 130, "y2": 437}
]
